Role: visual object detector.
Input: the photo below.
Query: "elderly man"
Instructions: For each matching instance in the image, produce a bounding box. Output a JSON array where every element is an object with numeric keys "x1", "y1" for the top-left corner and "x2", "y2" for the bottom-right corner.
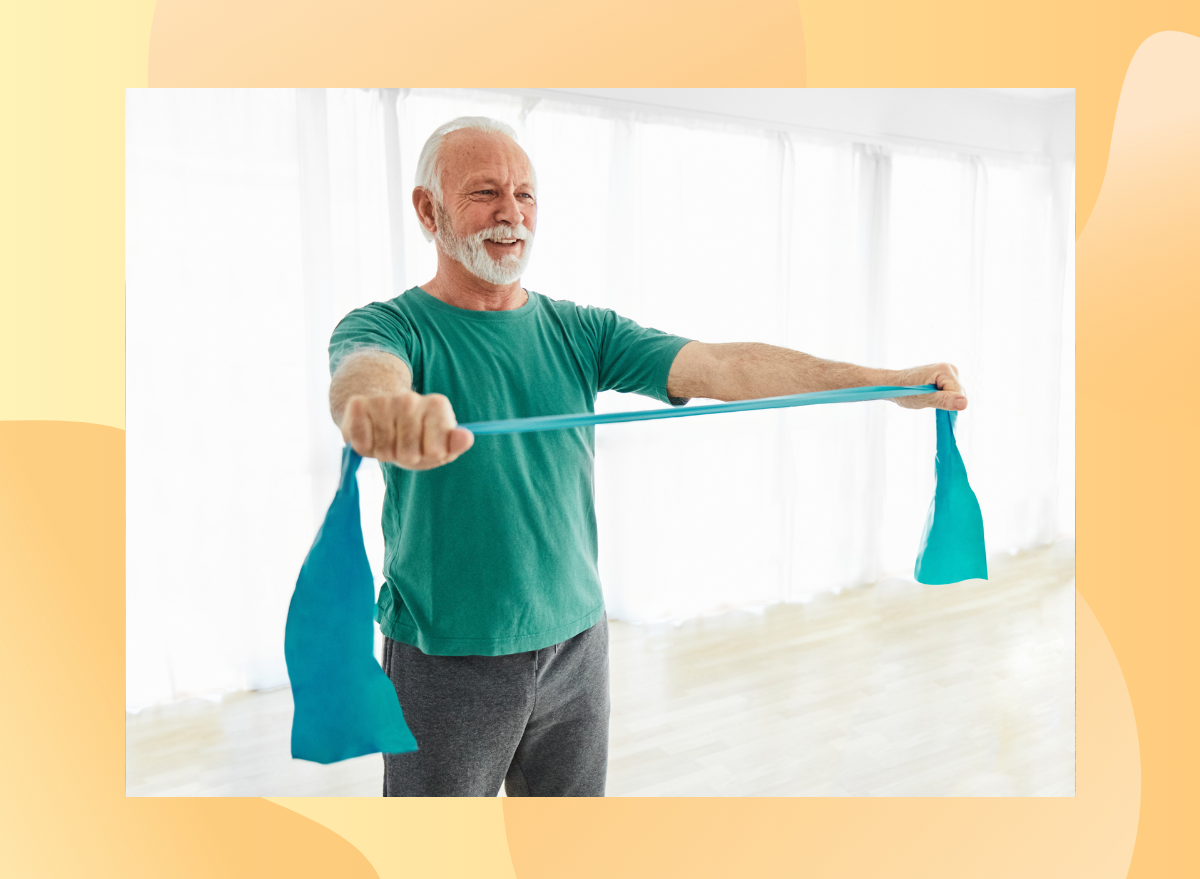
[{"x1": 328, "y1": 116, "x2": 966, "y2": 797}]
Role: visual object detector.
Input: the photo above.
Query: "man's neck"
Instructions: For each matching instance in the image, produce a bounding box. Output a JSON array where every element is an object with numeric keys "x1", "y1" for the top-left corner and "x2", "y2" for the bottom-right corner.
[{"x1": 421, "y1": 261, "x2": 527, "y2": 312}]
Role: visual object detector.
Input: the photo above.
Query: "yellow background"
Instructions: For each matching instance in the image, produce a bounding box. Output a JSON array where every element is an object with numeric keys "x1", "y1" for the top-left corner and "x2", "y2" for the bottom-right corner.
[{"x1": 2, "y1": 1, "x2": 1197, "y2": 875}]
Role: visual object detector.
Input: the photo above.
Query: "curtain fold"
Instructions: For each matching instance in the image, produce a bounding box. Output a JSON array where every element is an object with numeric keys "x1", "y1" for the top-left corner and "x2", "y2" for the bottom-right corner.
[{"x1": 126, "y1": 89, "x2": 1073, "y2": 709}]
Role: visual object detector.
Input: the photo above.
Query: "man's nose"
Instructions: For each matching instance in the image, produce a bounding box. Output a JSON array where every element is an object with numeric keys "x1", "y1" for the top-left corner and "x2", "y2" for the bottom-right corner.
[{"x1": 494, "y1": 191, "x2": 527, "y2": 228}]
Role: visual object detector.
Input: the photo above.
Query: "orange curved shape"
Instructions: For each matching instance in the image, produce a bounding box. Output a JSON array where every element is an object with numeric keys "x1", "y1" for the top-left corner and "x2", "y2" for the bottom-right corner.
[
  {"x1": 146, "y1": 0, "x2": 807, "y2": 86},
  {"x1": 3, "y1": 1, "x2": 1197, "y2": 876},
  {"x1": 0, "y1": 422, "x2": 380, "y2": 878},
  {"x1": 1074, "y1": 30, "x2": 1200, "y2": 877}
]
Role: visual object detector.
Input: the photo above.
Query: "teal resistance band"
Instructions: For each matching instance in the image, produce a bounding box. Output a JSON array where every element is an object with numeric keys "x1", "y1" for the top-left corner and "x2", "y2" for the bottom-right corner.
[
  {"x1": 285, "y1": 447, "x2": 418, "y2": 764},
  {"x1": 285, "y1": 383, "x2": 987, "y2": 764},
  {"x1": 460, "y1": 384, "x2": 940, "y2": 435}
]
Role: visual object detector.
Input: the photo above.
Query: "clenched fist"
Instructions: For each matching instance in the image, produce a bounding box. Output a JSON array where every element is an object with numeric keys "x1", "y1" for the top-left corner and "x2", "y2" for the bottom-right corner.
[
  {"x1": 891, "y1": 362, "x2": 968, "y2": 411},
  {"x1": 340, "y1": 391, "x2": 474, "y2": 470}
]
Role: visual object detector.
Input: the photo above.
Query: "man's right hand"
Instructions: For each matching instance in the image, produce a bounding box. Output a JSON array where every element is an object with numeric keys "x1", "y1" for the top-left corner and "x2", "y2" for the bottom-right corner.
[{"x1": 339, "y1": 392, "x2": 475, "y2": 470}]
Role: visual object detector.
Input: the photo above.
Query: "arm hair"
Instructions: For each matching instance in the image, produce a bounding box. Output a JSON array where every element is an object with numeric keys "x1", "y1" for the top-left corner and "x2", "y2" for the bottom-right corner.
[{"x1": 328, "y1": 349, "x2": 413, "y2": 427}]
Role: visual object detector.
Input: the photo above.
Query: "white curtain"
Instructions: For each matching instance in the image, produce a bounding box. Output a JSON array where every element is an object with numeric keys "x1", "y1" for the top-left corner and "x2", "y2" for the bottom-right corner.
[{"x1": 126, "y1": 88, "x2": 1074, "y2": 710}]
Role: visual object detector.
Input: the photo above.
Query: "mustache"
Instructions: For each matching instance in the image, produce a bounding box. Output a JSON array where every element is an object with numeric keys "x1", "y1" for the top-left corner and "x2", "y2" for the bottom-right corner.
[{"x1": 471, "y1": 225, "x2": 532, "y2": 244}]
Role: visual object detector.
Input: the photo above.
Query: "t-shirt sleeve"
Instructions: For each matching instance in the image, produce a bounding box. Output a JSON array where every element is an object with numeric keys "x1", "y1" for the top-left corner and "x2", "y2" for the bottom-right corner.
[
  {"x1": 592, "y1": 308, "x2": 693, "y2": 406},
  {"x1": 328, "y1": 302, "x2": 415, "y2": 377}
]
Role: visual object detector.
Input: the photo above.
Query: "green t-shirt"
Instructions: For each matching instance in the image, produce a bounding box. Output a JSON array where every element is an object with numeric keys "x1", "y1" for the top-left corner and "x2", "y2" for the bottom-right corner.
[{"x1": 328, "y1": 286, "x2": 692, "y2": 656}]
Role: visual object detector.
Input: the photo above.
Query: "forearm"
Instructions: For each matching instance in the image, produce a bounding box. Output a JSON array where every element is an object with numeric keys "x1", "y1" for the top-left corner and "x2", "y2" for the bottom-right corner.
[
  {"x1": 667, "y1": 341, "x2": 897, "y2": 402},
  {"x1": 328, "y1": 349, "x2": 413, "y2": 426}
]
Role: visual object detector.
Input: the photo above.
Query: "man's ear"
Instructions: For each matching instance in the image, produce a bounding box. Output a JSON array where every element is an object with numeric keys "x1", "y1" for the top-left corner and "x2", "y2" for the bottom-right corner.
[{"x1": 412, "y1": 187, "x2": 437, "y2": 237}]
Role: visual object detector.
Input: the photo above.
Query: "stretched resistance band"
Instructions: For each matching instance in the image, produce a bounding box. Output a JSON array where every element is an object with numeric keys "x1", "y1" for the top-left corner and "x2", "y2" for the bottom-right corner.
[
  {"x1": 461, "y1": 384, "x2": 942, "y2": 435},
  {"x1": 285, "y1": 384, "x2": 987, "y2": 764}
]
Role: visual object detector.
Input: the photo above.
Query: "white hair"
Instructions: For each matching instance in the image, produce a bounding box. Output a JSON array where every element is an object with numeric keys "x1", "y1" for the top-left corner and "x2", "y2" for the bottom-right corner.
[{"x1": 414, "y1": 116, "x2": 522, "y2": 242}]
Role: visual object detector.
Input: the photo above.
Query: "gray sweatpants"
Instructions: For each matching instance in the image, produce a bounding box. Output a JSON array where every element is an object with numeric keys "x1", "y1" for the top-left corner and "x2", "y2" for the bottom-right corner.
[{"x1": 381, "y1": 617, "x2": 610, "y2": 797}]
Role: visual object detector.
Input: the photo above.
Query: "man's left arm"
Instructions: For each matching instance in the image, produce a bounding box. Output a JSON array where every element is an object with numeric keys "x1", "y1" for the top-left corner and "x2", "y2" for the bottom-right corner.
[{"x1": 666, "y1": 341, "x2": 968, "y2": 411}]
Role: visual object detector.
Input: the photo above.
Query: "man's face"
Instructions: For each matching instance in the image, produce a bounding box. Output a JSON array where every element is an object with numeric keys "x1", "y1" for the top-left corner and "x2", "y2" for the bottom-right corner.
[{"x1": 434, "y1": 130, "x2": 537, "y2": 286}]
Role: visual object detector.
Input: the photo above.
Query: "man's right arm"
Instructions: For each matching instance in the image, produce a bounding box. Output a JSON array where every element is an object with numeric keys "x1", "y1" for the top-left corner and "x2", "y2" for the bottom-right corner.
[{"x1": 329, "y1": 349, "x2": 474, "y2": 470}]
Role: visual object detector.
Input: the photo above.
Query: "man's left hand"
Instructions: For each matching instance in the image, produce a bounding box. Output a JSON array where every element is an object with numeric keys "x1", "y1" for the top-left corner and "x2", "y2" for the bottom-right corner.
[{"x1": 892, "y1": 363, "x2": 967, "y2": 411}]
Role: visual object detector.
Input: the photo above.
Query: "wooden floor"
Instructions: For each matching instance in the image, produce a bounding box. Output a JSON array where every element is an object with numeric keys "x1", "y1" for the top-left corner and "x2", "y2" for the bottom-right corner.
[{"x1": 126, "y1": 541, "x2": 1075, "y2": 797}]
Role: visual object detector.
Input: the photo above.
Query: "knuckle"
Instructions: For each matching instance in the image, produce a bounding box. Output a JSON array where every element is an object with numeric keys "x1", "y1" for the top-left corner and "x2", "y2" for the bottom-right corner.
[{"x1": 425, "y1": 394, "x2": 454, "y2": 419}]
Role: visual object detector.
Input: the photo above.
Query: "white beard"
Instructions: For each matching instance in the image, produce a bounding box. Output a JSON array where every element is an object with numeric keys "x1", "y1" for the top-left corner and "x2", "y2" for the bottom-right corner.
[{"x1": 435, "y1": 204, "x2": 534, "y2": 286}]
